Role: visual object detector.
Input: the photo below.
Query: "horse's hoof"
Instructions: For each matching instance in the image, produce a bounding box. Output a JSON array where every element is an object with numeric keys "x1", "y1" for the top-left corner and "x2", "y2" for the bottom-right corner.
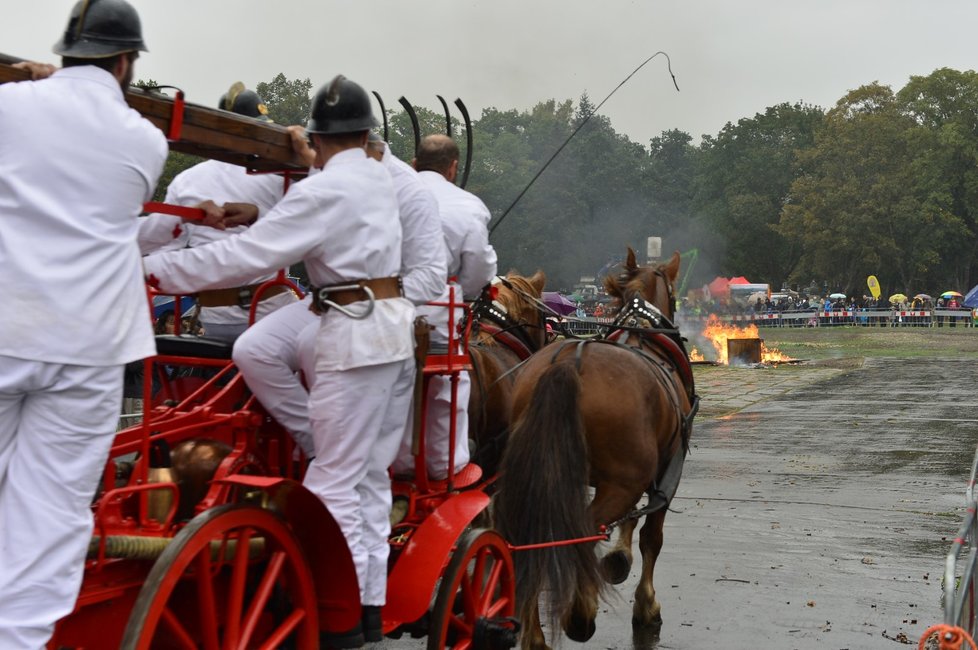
[
  {"x1": 600, "y1": 550, "x2": 631, "y2": 584},
  {"x1": 632, "y1": 611, "x2": 663, "y2": 633},
  {"x1": 564, "y1": 614, "x2": 596, "y2": 642},
  {"x1": 631, "y1": 623, "x2": 661, "y2": 650}
]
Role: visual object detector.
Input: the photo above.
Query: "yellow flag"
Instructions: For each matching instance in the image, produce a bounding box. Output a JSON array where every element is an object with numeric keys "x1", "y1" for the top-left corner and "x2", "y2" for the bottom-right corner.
[{"x1": 867, "y1": 275, "x2": 881, "y2": 299}]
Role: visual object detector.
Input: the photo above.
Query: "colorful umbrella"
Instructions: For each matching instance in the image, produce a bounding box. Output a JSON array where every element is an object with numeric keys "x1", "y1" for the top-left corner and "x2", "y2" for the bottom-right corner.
[
  {"x1": 889, "y1": 293, "x2": 908, "y2": 304},
  {"x1": 541, "y1": 292, "x2": 578, "y2": 316},
  {"x1": 941, "y1": 291, "x2": 963, "y2": 299}
]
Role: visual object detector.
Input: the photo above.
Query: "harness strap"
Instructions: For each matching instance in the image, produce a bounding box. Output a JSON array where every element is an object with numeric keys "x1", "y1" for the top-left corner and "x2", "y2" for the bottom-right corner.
[
  {"x1": 478, "y1": 323, "x2": 534, "y2": 361},
  {"x1": 549, "y1": 336, "x2": 700, "y2": 527}
]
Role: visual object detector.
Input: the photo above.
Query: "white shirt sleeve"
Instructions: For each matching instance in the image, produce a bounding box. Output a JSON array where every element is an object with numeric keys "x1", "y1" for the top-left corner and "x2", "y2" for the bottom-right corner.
[
  {"x1": 457, "y1": 226, "x2": 497, "y2": 299},
  {"x1": 142, "y1": 189, "x2": 321, "y2": 294}
]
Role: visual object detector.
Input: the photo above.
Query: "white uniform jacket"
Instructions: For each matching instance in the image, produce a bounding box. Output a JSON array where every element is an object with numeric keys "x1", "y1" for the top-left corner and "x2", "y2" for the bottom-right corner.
[
  {"x1": 380, "y1": 145, "x2": 447, "y2": 305},
  {"x1": 139, "y1": 160, "x2": 292, "y2": 324},
  {"x1": 143, "y1": 148, "x2": 412, "y2": 371},
  {"x1": 416, "y1": 171, "x2": 497, "y2": 299},
  {"x1": 0, "y1": 66, "x2": 168, "y2": 366}
]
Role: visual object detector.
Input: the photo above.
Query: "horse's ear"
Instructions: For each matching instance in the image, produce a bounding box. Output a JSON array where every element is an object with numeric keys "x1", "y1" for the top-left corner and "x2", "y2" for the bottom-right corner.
[
  {"x1": 625, "y1": 247, "x2": 638, "y2": 271},
  {"x1": 528, "y1": 270, "x2": 546, "y2": 295},
  {"x1": 664, "y1": 250, "x2": 682, "y2": 285}
]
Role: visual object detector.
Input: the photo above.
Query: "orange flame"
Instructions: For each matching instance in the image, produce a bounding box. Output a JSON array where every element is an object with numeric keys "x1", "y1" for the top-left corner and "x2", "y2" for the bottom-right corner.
[{"x1": 696, "y1": 315, "x2": 792, "y2": 364}]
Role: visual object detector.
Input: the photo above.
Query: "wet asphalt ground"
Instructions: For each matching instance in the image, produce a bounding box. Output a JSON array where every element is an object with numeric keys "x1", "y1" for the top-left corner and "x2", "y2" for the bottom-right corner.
[{"x1": 382, "y1": 356, "x2": 976, "y2": 649}]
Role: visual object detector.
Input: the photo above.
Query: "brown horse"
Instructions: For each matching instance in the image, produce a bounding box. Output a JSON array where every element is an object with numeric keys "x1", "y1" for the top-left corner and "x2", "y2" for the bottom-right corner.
[
  {"x1": 467, "y1": 271, "x2": 547, "y2": 476},
  {"x1": 493, "y1": 249, "x2": 698, "y2": 650}
]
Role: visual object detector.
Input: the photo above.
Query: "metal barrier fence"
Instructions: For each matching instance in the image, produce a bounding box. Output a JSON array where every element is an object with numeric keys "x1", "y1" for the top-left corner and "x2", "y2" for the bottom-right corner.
[
  {"x1": 941, "y1": 445, "x2": 978, "y2": 638},
  {"x1": 676, "y1": 309, "x2": 975, "y2": 328},
  {"x1": 555, "y1": 310, "x2": 975, "y2": 335}
]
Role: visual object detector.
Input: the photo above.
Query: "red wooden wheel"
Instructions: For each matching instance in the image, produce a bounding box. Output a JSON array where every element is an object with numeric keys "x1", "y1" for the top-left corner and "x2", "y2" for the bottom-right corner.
[
  {"x1": 428, "y1": 528, "x2": 516, "y2": 650},
  {"x1": 120, "y1": 504, "x2": 318, "y2": 650}
]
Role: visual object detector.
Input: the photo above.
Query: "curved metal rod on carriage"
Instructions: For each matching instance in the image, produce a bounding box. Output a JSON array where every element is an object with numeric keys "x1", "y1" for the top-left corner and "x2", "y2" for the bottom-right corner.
[
  {"x1": 488, "y1": 51, "x2": 679, "y2": 237},
  {"x1": 372, "y1": 90, "x2": 389, "y2": 142},
  {"x1": 453, "y1": 98, "x2": 473, "y2": 189},
  {"x1": 316, "y1": 284, "x2": 376, "y2": 320},
  {"x1": 398, "y1": 96, "x2": 421, "y2": 156},
  {"x1": 436, "y1": 95, "x2": 452, "y2": 138}
]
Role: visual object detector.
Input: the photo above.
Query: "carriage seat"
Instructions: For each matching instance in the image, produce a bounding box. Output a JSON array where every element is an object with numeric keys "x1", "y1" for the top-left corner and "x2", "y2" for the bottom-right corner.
[
  {"x1": 392, "y1": 462, "x2": 483, "y2": 492},
  {"x1": 423, "y1": 344, "x2": 472, "y2": 374},
  {"x1": 154, "y1": 334, "x2": 234, "y2": 360}
]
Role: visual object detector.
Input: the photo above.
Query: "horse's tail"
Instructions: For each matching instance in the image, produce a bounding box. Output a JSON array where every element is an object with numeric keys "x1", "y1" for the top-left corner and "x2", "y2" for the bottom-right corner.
[{"x1": 493, "y1": 362, "x2": 603, "y2": 634}]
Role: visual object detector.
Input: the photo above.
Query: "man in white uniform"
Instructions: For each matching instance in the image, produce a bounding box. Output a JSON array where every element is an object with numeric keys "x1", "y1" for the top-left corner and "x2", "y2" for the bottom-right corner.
[
  {"x1": 0, "y1": 2, "x2": 167, "y2": 647},
  {"x1": 391, "y1": 134, "x2": 497, "y2": 479},
  {"x1": 143, "y1": 75, "x2": 412, "y2": 648},
  {"x1": 231, "y1": 135, "x2": 447, "y2": 459},
  {"x1": 141, "y1": 83, "x2": 296, "y2": 341}
]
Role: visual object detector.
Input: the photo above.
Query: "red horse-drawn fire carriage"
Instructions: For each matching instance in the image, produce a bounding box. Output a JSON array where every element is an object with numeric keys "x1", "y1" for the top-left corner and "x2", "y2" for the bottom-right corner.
[{"x1": 49, "y1": 275, "x2": 521, "y2": 650}]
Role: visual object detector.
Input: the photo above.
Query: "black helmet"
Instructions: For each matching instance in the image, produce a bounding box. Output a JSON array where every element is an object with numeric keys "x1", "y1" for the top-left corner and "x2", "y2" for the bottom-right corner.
[
  {"x1": 218, "y1": 82, "x2": 272, "y2": 122},
  {"x1": 306, "y1": 75, "x2": 379, "y2": 135},
  {"x1": 53, "y1": 0, "x2": 148, "y2": 59}
]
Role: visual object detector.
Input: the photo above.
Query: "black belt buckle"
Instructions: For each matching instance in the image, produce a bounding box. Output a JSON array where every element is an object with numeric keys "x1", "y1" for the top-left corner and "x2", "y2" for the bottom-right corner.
[
  {"x1": 311, "y1": 288, "x2": 329, "y2": 314},
  {"x1": 237, "y1": 287, "x2": 254, "y2": 310}
]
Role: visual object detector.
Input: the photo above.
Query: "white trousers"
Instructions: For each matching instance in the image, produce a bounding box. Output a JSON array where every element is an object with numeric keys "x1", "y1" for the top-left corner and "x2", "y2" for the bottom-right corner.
[
  {"x1": 305, "y1": 358, "x2": 414, "y2": 606},
  {"x1": 390, "y1": 292, "x2": 471, "y2": 480},
  {"x1": 391, "y1": 373, "x2": 471, "y2": 480},
  {"x1": 235, "y1": 295, "x2": 470, "y2": 480},
  {"x1": 0, "y1": 356, "x2": 123, "y2": 650},
  {"x1": 232, "y1": 298, "x2": 318, "y2": 456}
]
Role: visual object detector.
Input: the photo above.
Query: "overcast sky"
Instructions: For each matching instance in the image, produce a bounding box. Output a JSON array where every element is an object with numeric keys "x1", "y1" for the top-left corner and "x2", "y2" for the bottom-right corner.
[{"x1": 7, "y1": 1, "x2": 978, "y2": 145}]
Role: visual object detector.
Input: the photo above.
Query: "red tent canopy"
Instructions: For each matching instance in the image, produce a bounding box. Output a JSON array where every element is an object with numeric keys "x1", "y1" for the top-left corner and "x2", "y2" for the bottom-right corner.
[
  {"x1": 728, "y1": 276, "x2": 750, "y2": 285},
  {"x1": 707, "y1": 276, "x2": 730, "y2": 297}
]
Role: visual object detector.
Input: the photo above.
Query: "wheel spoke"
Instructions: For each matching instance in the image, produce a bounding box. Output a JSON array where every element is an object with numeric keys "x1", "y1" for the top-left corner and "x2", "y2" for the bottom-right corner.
[
  {"x1": 161, "y1": 606, "x2": 198, "y2": 650},
  {"x1": 448, "y1": 608, "x2": 473, "y2": 637},
  {"x1": 472, "y1": 549, "x2": 488, "y2": 596},
  {"x1": 459, "y1": 569, "x2": 477, "y2": 619},
  {"x1": 239, "y1": 550, "x2": 286, "y2": 648},
  {"x1": 478, "y1": 556, "x2": 504, "y2": 614},
  {"x1": 195, "y1": 549, "x2": 221, "y2": 650},
  {"x1": 255, "y1": 609, "x2": 307, "y2": 650},
  {"x1": 223, "y1": 527, "x2": 254, "y2": 650}
]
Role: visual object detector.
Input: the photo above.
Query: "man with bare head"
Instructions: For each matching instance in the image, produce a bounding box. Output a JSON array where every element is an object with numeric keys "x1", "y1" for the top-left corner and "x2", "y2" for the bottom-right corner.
[{"x1": 390, "y1": 134, "x2": 497, "y2": 480}]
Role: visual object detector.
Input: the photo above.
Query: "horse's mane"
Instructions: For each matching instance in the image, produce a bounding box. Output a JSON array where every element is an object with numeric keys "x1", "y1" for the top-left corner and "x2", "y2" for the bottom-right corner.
[{"x1": 474, "y1": 272, "x2": 543, "y2": 347}]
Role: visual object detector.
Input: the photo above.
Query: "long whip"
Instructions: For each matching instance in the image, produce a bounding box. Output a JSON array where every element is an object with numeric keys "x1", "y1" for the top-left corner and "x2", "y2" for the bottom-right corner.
[{"x1": 488, "y1": 51, "x2": 680, "y2": 238}]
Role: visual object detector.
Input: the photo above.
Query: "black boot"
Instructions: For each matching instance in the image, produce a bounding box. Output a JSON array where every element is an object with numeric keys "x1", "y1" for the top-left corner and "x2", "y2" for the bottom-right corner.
[{"x1": 362, "y1": 605, "x2": 382, "y2": 642}]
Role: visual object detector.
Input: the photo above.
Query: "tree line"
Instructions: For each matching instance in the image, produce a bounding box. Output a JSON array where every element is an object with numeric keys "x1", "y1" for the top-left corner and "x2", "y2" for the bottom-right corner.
[{"x1": 151, "y1": 68, "x2": 978, "y2": 298}]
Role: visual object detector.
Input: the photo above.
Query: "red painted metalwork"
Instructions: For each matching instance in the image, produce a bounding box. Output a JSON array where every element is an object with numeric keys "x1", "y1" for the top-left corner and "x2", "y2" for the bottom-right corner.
[
  {"x1": 142, "y1": 201, "x2": 206, "y2": 223},
  {"x1": 384, "y1": 490, "x2": 491, "y2": 628},
  {"x1": 247, "y1": 270, "x2": 304, "y2": 325},
  {"x1": 167, "y1": 90, "x2": 185, "y2": 141}
]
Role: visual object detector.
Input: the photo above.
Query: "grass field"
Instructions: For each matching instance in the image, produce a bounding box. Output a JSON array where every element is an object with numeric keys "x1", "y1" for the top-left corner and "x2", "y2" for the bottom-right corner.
[{"x1": 758, "y1": 326, "x2": 978, "y2": 360}]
